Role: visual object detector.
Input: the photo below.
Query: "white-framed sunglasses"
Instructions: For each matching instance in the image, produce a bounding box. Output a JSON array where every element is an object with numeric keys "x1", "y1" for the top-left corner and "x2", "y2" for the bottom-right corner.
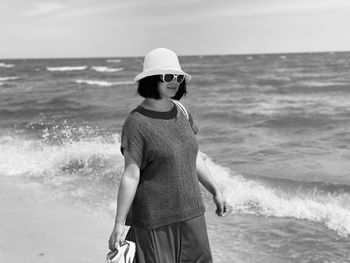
[{"x1": 160, "y1": 74, "x2": 185, "y2": 84}]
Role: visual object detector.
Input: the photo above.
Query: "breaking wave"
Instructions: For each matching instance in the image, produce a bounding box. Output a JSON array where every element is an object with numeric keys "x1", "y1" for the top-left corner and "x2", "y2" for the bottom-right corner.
[
  {"x1": 2, "y1": 125, "x2": 350, "y2": 237},
  {"x1": 206, "y1": 158, "x2": 350, "y2": 237},
  {"x1": 47, "y1": 66, "x2": 87, "y2": 71},
  {"x1": 0, "y1": 63, "x2": 15, "y2": 68},
  {"x1": 107, "y1": 59, "x2": 121, "y2": 63},
  {"x1": 91, "y1": 66, "x2": 124, "y2": 73},
  {"x1": 0, "y1": 76, "x2": 20, "y2": 82},
  {"x1": 75, "y1": 79, "x2": 133, "y2": 87}
]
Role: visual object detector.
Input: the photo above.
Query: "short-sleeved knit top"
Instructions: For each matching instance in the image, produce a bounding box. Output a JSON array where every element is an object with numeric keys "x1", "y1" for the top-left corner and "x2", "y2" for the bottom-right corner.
[{"x1": 120, "y1": 101, "x2": 205, "y2": 229}]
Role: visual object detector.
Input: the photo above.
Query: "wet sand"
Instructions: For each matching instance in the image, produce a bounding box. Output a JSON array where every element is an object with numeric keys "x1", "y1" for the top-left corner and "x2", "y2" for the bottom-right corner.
[{"x1": 0, "y1": 177, "x2": 113, "y2": 263}]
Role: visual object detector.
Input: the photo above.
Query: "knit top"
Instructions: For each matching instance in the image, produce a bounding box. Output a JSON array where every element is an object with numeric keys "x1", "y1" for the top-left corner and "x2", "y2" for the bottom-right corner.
[{"x1": 120, "y1": 101, "x2": 205, "y2": 229}]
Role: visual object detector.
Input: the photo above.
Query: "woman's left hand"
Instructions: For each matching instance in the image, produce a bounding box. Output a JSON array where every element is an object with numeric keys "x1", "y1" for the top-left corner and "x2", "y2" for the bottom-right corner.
[{"x1": 213, "y1": 192, "x2": 228, "y2": 217}]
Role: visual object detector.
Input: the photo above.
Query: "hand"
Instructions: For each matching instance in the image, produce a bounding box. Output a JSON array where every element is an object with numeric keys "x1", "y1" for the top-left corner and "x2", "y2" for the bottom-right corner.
[
  {"x1": 108, "y1": 223, "x2": 125, "y2": 251},
  {"x1": 213, "y1": 191, "x2": 228, "y2": 217}
]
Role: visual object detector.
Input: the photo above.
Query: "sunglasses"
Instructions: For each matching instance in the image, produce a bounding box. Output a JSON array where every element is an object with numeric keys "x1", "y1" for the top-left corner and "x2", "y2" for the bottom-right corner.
[{"x1": 160, "y1": 74, "x2": 185, "y2": 84}]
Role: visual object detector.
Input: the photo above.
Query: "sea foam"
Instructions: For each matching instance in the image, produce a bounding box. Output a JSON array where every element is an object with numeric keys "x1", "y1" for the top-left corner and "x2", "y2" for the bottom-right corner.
[
  {"x1": 75, "y1": 79, "x2": 133, "y2": 87},
  {"x1": 0, "y1": 63, "x2": 15, "y2": 68},
  {"x1": 0, "y1": 76, "x2": 20, "y2": 82},
  {"x1": 46, "y1": 66, "x2": 87, "y2": 71},
  {"x1": 107, "y1": 59, "x2": 121, "y2": 63},
  {"x1": 2, "y1": 130, "x2": 350, "y2": 236},
  {"x1": 91, "y1": 66, "x2": 124, "y2": 73},
  {"x1": 0, "y1": 132, "x2": 123, "y2": 178},
  {"x1": 205, "y1": 157, "x2": 350, "y2": 237}
]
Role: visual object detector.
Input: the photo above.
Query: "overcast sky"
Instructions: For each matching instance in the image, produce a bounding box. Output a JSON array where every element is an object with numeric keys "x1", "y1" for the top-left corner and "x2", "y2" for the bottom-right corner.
[{"x1": 1, "y1": 0, "x2": 350, "y2": 58}]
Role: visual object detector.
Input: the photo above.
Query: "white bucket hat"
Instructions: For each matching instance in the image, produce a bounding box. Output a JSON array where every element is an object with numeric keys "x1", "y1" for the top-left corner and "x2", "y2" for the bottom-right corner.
[{"x1": 134, "y1": 48, "x2": 191, "y2": 83}]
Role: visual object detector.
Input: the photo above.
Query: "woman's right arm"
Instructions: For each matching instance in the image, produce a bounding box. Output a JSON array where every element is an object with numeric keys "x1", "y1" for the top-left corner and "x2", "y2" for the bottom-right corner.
[{"x1": 108, "y1": 150, "x2": 140, "y2": 250}]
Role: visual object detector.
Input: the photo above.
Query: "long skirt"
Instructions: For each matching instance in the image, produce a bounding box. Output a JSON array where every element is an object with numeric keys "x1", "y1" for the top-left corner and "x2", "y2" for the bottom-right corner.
[{"x1": 127, "y1": 215, "x2": 212, "y2": 263}]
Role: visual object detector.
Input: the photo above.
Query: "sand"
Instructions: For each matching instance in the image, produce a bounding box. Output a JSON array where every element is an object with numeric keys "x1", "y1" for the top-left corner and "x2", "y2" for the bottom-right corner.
[
  {"x1": 0, "y1": 176, "x2": 239, "y2": 263},
  {"x1": 0, "y1": 177, "x2": 115, "y2": 263}
]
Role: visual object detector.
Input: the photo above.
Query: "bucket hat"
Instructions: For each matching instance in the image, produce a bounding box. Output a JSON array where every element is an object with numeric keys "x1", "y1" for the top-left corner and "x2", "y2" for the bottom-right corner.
[{"x1": 134, "y1": 48, "x2": 191, "y2": 83}]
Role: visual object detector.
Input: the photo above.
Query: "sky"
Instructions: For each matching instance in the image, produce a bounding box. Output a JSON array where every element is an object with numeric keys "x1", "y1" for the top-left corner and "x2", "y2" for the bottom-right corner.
[{"x1": 1, "y1": 0, "x2": 350, "y2": 58}]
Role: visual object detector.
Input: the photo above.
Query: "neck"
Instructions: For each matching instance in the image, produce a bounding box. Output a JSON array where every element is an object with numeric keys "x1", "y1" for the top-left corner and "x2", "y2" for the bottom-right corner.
[{"x1": 141, "y1": 98, "x2": 173, "y2": 111}]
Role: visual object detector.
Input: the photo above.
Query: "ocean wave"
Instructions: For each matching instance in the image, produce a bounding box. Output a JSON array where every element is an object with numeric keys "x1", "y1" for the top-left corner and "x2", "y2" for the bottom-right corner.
[
  {"x1": 298, "y1": 81, "x2": 347, "y2": 87},
  {"x1": 0, "y1": 63, "x2": 15, "y2": 68},
  {"x1": 286, "y1": 83, "x2": 350, "y2": 94},
  {"x1": 0, "y1": 82, "x2": 17, "y2": 89},
  {"x1": 201, "y1": 111, "x2": 249, "y2": 123},
  {"x1": 254, "y1": 113, "x2": 333, "y2": 128},
  {"x1": 3, "y1": 125, "x2": 350, "y2": 236},
  {"x1": 0, "y1": 130, "x2": 122, "y2": 178},
  {"x1": 0, "y1": 76, "x2": 20, "y2": 82},
  {"x1": 46, "y1": 66, "x2": 87, "y2": 71},
  {"x1": 205, "y1": 158, "x2": 350, "y2": 237},
  {"x1": 107, "y1": 59, "x2": 121, "y2": 63},
  {"x1": 257, "y1": 75, "x2": 291, "y2": 86},
  {"x1": 0, "y1": 119, "x2": 126, "y2": 207},
  {"x1": 0, "y1": 128, "x2": 124, "y2": 210},
  {"x1": 258, "y1": 75, "x2": 291, "y2": 81},
  {"x1": 247, "y1": 174, "x2": 350, "y2": 195},
  {"x1": 43, "y1": 97, "x2": 81, "y2": 108},
  {"x1": 91, "y1": 66, "x2": 124, "y2": 73},
  {"x1": 0, "y1": 98, "x2": 92, "y2": 118},
  {"x1": 75, "y1": 79, "x2": 133, "y2": 87}
]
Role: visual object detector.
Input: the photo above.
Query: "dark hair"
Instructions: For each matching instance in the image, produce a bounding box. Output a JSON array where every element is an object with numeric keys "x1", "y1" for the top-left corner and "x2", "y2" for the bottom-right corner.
[{"x1": 137, "y1": 75, "x2": 187, "y2": 100}]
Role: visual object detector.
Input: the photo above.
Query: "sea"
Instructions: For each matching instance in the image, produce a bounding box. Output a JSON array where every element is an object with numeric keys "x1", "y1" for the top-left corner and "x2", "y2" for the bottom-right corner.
[{"x1": 1, "y1": 52, "x2": 350, "y2": 263}]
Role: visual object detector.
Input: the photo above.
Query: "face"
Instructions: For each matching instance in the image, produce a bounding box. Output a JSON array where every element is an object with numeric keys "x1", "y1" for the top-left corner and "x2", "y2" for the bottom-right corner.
[{"x1": 157, "y1": 77, "x2": 180, "y2": 99}]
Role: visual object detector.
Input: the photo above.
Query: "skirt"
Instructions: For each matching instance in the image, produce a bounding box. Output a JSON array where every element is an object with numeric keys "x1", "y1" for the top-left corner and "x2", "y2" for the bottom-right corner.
[{"x1": 127, "y1": 215, "x2": 212, "y2": 263}]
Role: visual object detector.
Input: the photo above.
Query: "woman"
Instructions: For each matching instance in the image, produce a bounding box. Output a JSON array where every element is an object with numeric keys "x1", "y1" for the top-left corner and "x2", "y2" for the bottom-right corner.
[{"x1": 109, "y1": 48, "x2": 228, "y2": 263}]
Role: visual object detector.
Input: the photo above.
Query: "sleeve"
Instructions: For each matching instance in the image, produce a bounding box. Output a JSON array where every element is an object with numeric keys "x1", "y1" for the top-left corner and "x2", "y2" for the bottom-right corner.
[
  {"x1": 188, "y1": 112, "x2": 199, "y2": 135},
  {"x1": 120, "y1": 118, "x2": 145, "y2": 169}
]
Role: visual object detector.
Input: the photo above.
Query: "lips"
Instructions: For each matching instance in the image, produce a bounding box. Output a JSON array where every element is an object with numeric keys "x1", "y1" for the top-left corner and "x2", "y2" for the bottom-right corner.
[{"x1": 167, "y1": 84, "x2": 178, "y2": 89}]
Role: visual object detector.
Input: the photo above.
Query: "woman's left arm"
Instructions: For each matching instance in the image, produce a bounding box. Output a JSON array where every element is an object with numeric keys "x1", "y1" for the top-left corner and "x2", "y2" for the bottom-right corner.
[{"x1": 196, "y1": 152, "x2": 228, "y2": 216}]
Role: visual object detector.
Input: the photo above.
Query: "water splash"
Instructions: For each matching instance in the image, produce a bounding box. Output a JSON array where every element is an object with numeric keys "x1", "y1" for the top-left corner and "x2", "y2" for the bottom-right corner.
[
  {"x1": 3, "y1": 119, "x2": 350, "y2": 236},
  {"x1": 205, "y1": 157, "x2": 350, "y2": 237},
  {"x1": 0, "y1": 120, "x2": 124, "y2": 179}
]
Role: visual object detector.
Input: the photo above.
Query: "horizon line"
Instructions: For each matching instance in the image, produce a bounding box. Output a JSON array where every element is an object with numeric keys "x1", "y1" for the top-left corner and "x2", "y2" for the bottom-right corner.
[{"x1": 1, "y1": 49, "x2": 349, "y2": 60}]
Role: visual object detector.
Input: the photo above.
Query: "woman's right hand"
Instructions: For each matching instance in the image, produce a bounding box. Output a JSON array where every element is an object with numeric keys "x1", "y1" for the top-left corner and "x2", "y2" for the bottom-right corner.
[{"x1": 108, "y1": 223, "x2": 125, "y2": 251}]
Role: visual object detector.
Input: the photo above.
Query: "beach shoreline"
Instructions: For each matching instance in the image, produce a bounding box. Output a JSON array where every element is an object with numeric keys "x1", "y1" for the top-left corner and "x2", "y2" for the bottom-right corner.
[
  {"x1": 2, "y1": 175, "x2": 349, "y2": 263},
  {"x1": 0, "y1": 176, "x2": 240, "y2": 263},
  {"x1": 0, "y1": 177, "x2": 113, "y2": 263}
]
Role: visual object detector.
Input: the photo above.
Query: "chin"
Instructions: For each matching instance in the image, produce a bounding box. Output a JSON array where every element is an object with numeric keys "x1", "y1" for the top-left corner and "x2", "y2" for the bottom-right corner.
[{"x1": 167, "y1": 91, "x2": 177, "y2": 97}]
